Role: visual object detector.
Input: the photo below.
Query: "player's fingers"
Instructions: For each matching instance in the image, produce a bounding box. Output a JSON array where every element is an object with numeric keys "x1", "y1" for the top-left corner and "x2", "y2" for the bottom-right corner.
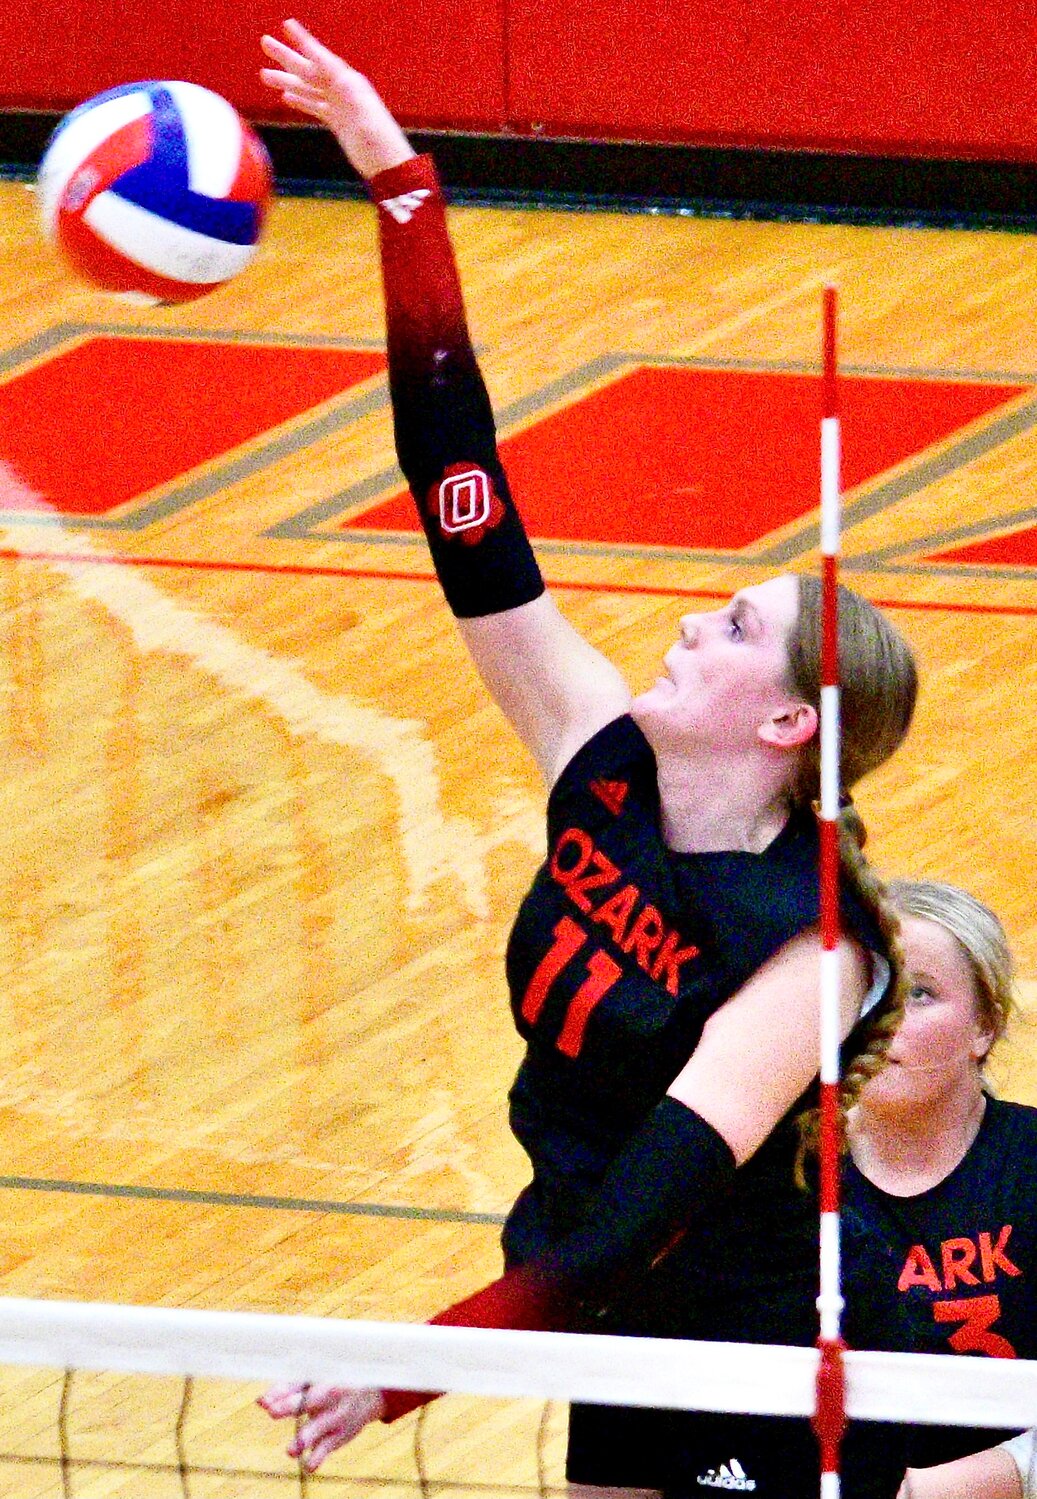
[
  {"x1": 296, "y1": 1407, "x2": 347, "y2": 1447},
  {"x1": 259, "y1": 66, "x2": 308, "y2": 92},
  {"x1": 282, "y1": 18, "x2": 346, "y2": 70},
  {"x1": 283, "y1": 90, "x2": 330, "y2": 119},
  {"x1": 257, "y1": 1384, "x2": 308, "y2": 1417},
  {"x1": 302, "y1": 1431, "x2": 347, "y2": 1471},
  {"x1": 260, "y1": 35, "x2": 315, "y2": 74}
]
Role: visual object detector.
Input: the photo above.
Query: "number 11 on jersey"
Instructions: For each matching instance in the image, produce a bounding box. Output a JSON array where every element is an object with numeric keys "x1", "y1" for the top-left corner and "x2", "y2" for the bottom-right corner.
[{"x1": 521, "y1": 915, "x2": 622, "y2": 1058}]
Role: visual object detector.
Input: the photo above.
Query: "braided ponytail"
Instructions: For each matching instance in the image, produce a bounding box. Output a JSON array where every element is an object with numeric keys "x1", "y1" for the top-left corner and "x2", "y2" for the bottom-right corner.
[
  {"x1": 834, "y1": 813, "x2": 912, "y2": 1112},
  {"x1": 794, "y1": 808, "x2": 912, "y2": 1179},
  {"x1": 784, "y1": 577, "x2": 918, "y2": 1175}
]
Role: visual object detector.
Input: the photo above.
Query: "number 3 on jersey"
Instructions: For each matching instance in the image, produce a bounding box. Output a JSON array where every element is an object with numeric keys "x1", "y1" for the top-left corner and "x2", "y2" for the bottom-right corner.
[
  {"x1": 934, "y1": 1295, "x2": 1017, "y2": 1357},
  {"x1": 520, "y1": 915, "x2": 622, "y2": 1058}
]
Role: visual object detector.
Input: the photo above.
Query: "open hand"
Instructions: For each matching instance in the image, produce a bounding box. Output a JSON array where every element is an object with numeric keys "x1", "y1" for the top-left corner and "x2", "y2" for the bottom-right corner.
[{"x1": 260, "y1": 19, "x2": 413, "y2": 179}]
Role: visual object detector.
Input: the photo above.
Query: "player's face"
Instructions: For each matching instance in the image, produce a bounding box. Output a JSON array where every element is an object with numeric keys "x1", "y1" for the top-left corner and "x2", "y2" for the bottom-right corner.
[
  {"x1": 631, "y1": 574, "x2": 808, "y2": 756},
  {"x1": 863, "y1": 916, "x2": 995, "y2": 1112}
]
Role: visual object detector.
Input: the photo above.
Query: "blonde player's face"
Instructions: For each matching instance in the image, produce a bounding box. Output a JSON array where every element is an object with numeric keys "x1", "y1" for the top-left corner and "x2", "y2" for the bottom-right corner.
[
  {"x1": 631, "y1": 574, "x2": 807, "y2": 756},
  {"x1": 863, "y1": 917, "x2": 996, "y2": 1111}
]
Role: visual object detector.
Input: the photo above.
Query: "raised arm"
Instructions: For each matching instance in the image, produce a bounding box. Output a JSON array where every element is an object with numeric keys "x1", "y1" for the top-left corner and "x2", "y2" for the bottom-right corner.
[{"x1": 261, "y1": 23, "x2": 630, "y2": 783}]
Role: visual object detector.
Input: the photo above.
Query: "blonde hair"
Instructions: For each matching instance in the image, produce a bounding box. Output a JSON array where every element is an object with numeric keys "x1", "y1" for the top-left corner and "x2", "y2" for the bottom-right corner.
[
  {"x1": 886, "y1": 878, "x2": 1016, "y2": 1061},
  {"x1": 786, "y1": 576, "x2": 918, "y2": 805},
  {"x1": 786, "y1": 577, "x2": 919, "y2": 1169}
]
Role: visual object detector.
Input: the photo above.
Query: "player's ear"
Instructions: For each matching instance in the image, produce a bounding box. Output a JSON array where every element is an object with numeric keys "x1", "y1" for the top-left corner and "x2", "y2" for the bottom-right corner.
[
  {"x1": 758, "y1": 701, "x2": 818, "y2": 750},
  {"x1": 972, "y1": 1017, "x2": 998, "y2": 1063}
]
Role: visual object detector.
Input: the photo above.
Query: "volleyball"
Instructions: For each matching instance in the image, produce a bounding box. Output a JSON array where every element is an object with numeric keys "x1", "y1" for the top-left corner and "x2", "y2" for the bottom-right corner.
[{"x1": 37, "y1": 80, "x2": 273, "y2": 304}]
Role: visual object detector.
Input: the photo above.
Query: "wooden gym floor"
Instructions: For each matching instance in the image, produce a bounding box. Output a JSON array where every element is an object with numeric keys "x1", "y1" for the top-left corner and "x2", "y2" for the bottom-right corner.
[{"x1": 0, "y1": 176, "x2": 1035, "y2": 1494}]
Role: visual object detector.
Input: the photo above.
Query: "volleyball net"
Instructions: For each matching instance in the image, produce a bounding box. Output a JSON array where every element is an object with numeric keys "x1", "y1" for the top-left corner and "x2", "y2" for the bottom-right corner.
[{"x1": 2, "y1": 1295, "x2": 1036, "y2": 1498}]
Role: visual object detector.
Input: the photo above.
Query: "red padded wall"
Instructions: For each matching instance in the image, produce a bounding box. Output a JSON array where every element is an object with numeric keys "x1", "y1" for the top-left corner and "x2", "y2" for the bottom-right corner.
[
  {"x1": 0, "y1": 0, "x2": 507, "y2": 126},
  {"x1": 0, "y1": 0, "x2": 192, "y2": 110},
  {"x1": 200, "y1": 0, "x2": 507, "y2": 126},
  {"x1": 506, "y1": 0, "x2": 1037, "y2": 159},
  {"x1": 2, "y1": 0, "x2": 1035, "y2": 161}
]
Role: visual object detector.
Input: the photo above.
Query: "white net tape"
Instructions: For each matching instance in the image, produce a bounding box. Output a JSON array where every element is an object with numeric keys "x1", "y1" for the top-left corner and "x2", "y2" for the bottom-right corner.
[{"x1": 0, "y1": 1296, "x2": 1035, "y2": 1430}]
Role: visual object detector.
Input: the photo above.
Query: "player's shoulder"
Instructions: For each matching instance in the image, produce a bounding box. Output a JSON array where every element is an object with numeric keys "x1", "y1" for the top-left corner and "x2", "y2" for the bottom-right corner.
[
  {"x1": 547, "y1": 713, "x2": 657, "y2": 818},
  {"x1": 983, "y1": 1096, "x2": 1037, "y2": 1153}
]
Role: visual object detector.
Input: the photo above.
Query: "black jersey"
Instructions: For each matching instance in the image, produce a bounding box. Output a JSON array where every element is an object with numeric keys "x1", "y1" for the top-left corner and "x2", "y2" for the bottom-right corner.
[
  {"x1": 844, "y1": 1097, "x2": 1037, "y2": 1468},
  {"x1": 502, "y1": 715, "x2": 896, "y2": 1496},
  {"x1": 503, "y1": 713, "x2": 886, "y2": 1283}
]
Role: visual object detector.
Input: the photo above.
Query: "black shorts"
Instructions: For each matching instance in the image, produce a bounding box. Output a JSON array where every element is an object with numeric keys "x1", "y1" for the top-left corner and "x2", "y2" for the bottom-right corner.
[
  {"x1": 566, "y1": 1401, "x2": 676, "y2": 1488},
  {"x1": 567, "y1": 1406, "x2": 908, "y2": 1499}
]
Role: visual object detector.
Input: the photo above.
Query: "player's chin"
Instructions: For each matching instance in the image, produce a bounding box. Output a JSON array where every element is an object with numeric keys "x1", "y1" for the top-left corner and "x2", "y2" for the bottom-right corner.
[
  {"x1": 860, "y1": 1069, "x2": 918, "y2": 1111},
  {"x1": 629, "y1": 691, "x2": 663, "y2": 735},
  {"x1": 632, "y1": 677, "x2": 678, "y2": 717}
]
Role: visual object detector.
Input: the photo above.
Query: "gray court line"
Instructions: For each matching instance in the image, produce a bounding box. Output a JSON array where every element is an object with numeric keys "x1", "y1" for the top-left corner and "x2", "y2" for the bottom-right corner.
[
  {"x1": 632, "y1": 354, "x2": 818, "y2": 373},
  {"x1": 80, "y1": 322, "x2": 387, "y2": 349},
  {"x1": 629, "y1": 354, "x2": 1037, "y2": 383},
  {"x1": 0, "y1": 1174, "x2": 507, "y2": 1225},
  {"x1": 267, "y1": 353, "x2": 630, "y2": 539},
  {"x1": 0, "y1": 322, "x2": 81, "y2": 374},
  {"x1": 0, "y1": 324, "x2": 385, "y2": 378},
  {"x1": 754, "y1": 391, "x2": 1037, "y2": 566},
  {"x1": 850, "y1": 500, "x2": 1037, "y2": 569},
  {"x1": 0, "y1": 382, "x2": 393, "y2": 533},
  {"x1": 836, "y1": 363, "x2": 1036, "y2": 385},
  {"x1": 851, "y1": 558, "x2": 1037, "y2": 582}
]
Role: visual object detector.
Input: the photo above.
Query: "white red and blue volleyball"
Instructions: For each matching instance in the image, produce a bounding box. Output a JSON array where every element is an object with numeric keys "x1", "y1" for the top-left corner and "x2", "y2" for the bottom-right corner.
[{"x1": 37, "y1": 81, "x2": 272, "y2": 304}]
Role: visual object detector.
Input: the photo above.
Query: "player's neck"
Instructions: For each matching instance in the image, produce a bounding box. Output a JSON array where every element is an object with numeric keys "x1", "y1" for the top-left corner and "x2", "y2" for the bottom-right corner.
[
  {"x1": 847, "y1": 1088, "x2": 987, "y2": 1197},
  {"x1": 654, "y1": 747, "x2": 791, "y2": 854}
]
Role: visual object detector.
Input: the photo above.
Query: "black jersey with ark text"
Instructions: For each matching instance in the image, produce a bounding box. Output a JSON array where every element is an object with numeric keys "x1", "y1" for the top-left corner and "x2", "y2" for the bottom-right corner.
[{"x1": 844, "y1": 1096, "x2": 1037, "y2": 1468}]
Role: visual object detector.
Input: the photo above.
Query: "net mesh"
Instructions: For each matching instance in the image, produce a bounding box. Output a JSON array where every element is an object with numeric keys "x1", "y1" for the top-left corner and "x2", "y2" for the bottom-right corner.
[
  {"x1": 0, "y1": 1366, "x2": 570, "y2": 1499},
  {"x1": 0, "y1": 1298, "x2": 1035, "y2": 1499}
]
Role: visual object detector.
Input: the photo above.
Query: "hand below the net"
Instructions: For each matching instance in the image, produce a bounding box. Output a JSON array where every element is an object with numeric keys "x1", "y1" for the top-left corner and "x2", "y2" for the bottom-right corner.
[
  {"x1": 259, "y1": 18, "x2": 415, "y2": 180},
  {"x1": 258, "y1": 1383, "x2": 388, "y2": 1470}
]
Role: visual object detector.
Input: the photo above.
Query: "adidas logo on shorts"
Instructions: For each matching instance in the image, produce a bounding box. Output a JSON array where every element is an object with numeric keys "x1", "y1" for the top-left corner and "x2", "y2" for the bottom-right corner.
[{"x1": 696, "y1": 1457, "x2": 757, "y2": 1491}]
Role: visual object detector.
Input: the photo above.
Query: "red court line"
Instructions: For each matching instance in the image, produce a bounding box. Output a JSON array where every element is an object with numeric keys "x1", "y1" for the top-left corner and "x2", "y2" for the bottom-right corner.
[{"x1": 0, "y1": 549, "x2": 1035, "y2": 618}]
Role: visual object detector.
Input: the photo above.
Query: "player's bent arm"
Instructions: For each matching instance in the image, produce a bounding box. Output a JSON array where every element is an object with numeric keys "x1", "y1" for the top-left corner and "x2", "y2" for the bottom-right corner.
[
  {"x1": 666, "y1": 926, "x2": 868, "y2": 1164},
  {"x1": 897, "y1": 1444, "x2": 1026, "y2": 1499},
  {"x1": 393, "y1": 930, "x2": 869, "y2": 1355},
  {"x1": 457, "y1": 597, "x2": 632, "y2": 784},
  {"x1": 358, "y1": 933, "x2": 869, "y2": 1427}
]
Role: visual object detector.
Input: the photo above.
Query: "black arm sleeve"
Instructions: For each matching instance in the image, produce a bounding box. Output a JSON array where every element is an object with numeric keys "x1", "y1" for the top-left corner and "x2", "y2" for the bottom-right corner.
[
  {"x1": 536, "y1": 1095, "x2": 736, "y2": 1306},
  {"x1": 381, "y1": 1098, "x2": 735, "y2": 1421},
  {"x1": 368, "y1": 155, "x2": 544, "y2": 618}
]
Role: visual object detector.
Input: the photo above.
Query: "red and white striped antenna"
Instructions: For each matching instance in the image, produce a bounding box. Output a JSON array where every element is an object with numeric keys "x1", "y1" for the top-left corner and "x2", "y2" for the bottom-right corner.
[{"x1": 812, "y1": 284, "x2": 847, "y2": 1499}]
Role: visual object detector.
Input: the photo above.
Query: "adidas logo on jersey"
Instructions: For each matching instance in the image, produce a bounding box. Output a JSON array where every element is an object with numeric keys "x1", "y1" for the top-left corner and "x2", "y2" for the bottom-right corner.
[
  {"x1": 589, "y1": 777, "x2": 629, "y2": 816},
  {"x1": 696, "y1": 1458, "x2": 757, "y2": 1491},
  {"x1": 378, "y1": 188, "x2": 432, "y2": 223}
]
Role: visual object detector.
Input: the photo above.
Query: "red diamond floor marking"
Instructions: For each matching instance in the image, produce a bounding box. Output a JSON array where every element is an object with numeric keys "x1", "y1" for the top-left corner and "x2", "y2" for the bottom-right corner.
[
  {"x1": 929, "y1": 527, "x2": 1037, "y2": 567},
  {"x1": 344, "y1": 367, "x2": 1027, "y2": 550},
  {"x1": 0, "y1": 338, "x2": 386, "y2": 517}
]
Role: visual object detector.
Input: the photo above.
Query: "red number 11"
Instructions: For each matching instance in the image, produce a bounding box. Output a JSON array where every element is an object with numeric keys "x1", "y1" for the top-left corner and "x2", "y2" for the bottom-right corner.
[{"x1": 520, "y1": 915, "x2": 622, "y2": 1058}]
